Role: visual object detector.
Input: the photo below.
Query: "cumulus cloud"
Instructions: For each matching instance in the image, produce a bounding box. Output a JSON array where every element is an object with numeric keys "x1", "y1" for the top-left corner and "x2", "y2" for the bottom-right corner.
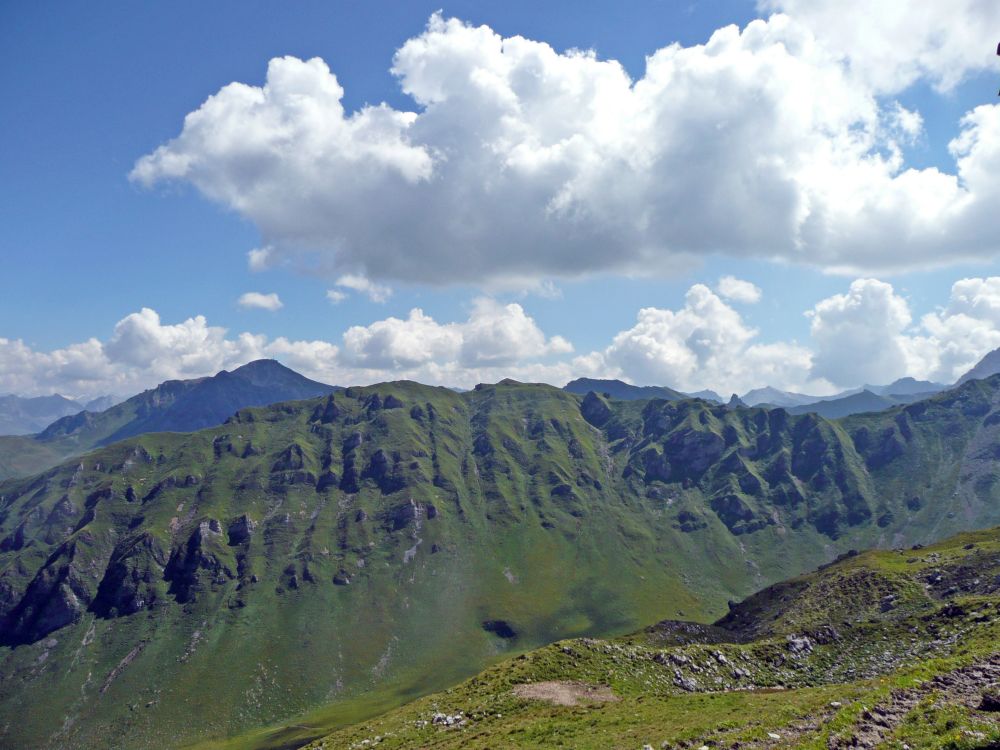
[
  {"x1": 332, "y1": 274, "x2": 392, "y2": 303},
  {"x1": 761, "y1": 0, "x2": 1000, "y2": 94},
  {"x1": 914, "y1": 278, "x2": 1000, "y2": 383},
  {"x1": 237, "y1": 292, "x2": 283, "y2": 311},
  {"x1": 588, "y1": 285, "x2": 820, "y2": 395},
  {"x1": 326, "y1": 289, "x2": 348, "y2": 304},
  {"x1": 132, "y1": 11, "x2": 1000, "y2": 285},
  {"x1": 807, "y1": 279, "x2": 913, "y2": 386},
  {"x1": 341, "y1": 298, "x2": 571, "y2": 370},
  {"x1": 5, "y1": 278, "x2": 1000, "y2": 400},
  {"x1": 805, "y1": 277, "x2": 1000, "y2": 388},
  {"x1": 0, "y1": 300, "x2": 573, "y2": 399},
  {"x1": 716, "y1": 276, "x2": 762, "y2": 304}
]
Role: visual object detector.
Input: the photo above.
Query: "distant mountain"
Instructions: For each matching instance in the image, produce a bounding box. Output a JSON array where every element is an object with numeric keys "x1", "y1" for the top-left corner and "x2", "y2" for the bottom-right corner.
[
  {"x1": 744, "y1": 378, "x2": 946, "y2": 415},
  {"x1": 785, "y1": 389, "x2": 898, "y2": 418},
  {"x1": 685, "y1": 389, "x2": 724, "y2": 403},
  {"x1": 0, "y1": 360, "x2": 337, "y2": 479},
  {"x1": 0, "y1": 394, "x2": 84, "y2": 435},
  {"x1": 83, "y1": 394, "x2": 119, "y2": 412},
  {"x1": 741, "y1": 386, "x2": 826, "y2": 408},
  {"x1": 866, "y1": 377, "x2": 945, "y2": 397},
  {"x1": 958, "y1": 347, "x2": 1000, "y2": 385},
  {"x1": 563, "y1": 378, "x2": 687, "y2": 401}
]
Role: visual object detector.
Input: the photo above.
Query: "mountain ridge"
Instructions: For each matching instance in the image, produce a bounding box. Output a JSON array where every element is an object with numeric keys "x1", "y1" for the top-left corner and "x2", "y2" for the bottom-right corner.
[
  {"x1": 0, "y1": 359, "x2": 337, "y2": 481},
  {"x1": 2, "y1": 375, "x2": 1000, "y2": 747}
]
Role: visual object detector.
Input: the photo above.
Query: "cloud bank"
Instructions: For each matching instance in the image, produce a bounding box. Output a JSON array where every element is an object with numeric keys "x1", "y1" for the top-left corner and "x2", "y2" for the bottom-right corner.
[
  {"x1": 5, "y1": 277, "x2": 1000, "y2": 400},
  {"x1": 132, "y1": 8, "x2": 1000, "y2": 285}
]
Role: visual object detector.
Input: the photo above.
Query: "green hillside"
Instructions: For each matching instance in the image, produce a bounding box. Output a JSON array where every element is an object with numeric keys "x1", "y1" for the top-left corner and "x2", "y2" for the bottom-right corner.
[
  {"x1": 307, "y1": 526, "x2": 1000, "y2": 750},
  {"x1": 1, "y1": 376, "x2": 999, "y2": 748}
]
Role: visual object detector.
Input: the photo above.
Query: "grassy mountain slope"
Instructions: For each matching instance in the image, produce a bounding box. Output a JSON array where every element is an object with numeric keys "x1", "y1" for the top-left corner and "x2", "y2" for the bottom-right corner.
[
  {"x1": 1, "y1": 377, "x2": 1000, "y2": 748},
  {"x1": 308, "y1": 526, "x2": 1000, "y2": 750},
  {"x1": 0, "y1": 360, "x2": 336, "y2": 481}
]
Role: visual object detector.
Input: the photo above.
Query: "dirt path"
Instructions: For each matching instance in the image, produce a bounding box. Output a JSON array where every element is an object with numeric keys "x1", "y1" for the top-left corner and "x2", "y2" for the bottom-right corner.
[
  {"x1": 725, "y1": 655, "x2": 1000, "y2": 750},
  {"x1": 512, "y1": 680, "x2": 619, "y2": 707},
  {"x1": 827, "y1": 654, "x2": 1000, "y2": 748}
]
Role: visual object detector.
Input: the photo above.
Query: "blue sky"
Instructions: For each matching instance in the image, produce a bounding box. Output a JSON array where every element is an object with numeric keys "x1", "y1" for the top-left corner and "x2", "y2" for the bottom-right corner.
[{"x1": 3, "y1": 1, "x2": 1000, "y2": 398}]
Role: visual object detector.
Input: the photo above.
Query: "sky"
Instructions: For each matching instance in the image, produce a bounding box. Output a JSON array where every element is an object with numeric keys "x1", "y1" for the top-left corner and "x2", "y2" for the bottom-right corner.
[{"x1": 3, "y1": 0, "x2": 1000, "y2": 399}]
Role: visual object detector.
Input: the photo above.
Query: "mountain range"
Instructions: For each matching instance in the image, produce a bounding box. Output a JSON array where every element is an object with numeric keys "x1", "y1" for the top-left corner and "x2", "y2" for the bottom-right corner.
[
  {"x1": 0, "y1": 394, "x2": 116, "y2": 436},
  {"x1": 3, "y1": 371, "x2": 1000, "y2": 748},
  {"x1": 567, "y1": 374, "x2": 954, "y2": 419},
  {"x1": 0, "y1": 360, "x2": 336, "y2": 481}
]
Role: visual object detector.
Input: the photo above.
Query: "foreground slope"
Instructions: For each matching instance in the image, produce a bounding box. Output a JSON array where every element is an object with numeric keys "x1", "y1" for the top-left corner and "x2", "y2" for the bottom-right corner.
[
  {"x1": 308, "y1": 526, "x2": 1000, "y2": 750},
  {"x1": 1, "y1": 377, "x2": 1000, "y2": 748},
  {"x1": 0, "y1": 359, "x2": 336, "y2": 480}
]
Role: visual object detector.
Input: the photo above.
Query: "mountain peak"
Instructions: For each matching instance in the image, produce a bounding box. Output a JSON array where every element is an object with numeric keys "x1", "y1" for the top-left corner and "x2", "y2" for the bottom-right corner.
[{"x1": 957, "y1": 347, "x2": 1000, "y2": 385}]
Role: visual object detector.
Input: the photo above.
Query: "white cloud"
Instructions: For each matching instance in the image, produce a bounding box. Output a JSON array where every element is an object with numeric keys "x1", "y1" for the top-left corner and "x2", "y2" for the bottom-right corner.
[
  {"x1": 913, "y1": 278, "x2": 1000, "y2": 383},
  {"x1": 326, "y1": 289, "x2": 348, "y2": 304},
  {"x1": 807, "y1": 279, "x2": 913, "y2": 386},
  {"x1": 333, "y1": 274, "x2": 393, "y2": 303},
  {"x1": 760, "y1": 0, "x2": 1000, "y2": 94},
  {"x1": 341, "y1": 298, "x2": 571, "y2": 370},
  {"x1": 132, "y1": 12, "x2": 1000, "y2": 286},
  {"x1": 591, "y1": 285, "x2": 821, "y2": 395},
  {"x1": 888, "y1": 103, "x2": 923, "y2": 143},
  {"x1": 237, "y1": 292, "x2": 283, "y2": 311},
  {"x1": 0, "y1": 300, "x2": 573, "y2": 399},
  {"x1": 247, "y1": 246, "x2": 273, "y2": 272},
  {"x1": 5, "y1": 278, "x2": 1000, "y2": 401},
  {"x1": 716, "y1": 276, "x2": 762, "y2": 304},
  {"x1": 805, "y1": 276, "x2": 1000, "y2": 387}
]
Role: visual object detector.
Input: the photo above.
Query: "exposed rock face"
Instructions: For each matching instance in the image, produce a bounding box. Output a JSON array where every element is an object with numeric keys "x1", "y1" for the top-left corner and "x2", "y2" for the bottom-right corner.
[
  {"x1": 310, "y1": 395, "x2": 341, "y2": 424},
  {"x1": 710, "y1": 494, "x2": 771, "y2": 536},
  {"x1": 91, "y1": 533, "x2": 169, "y2": 618},
  {"x1": 227, "y1": 514, "x2": 256, "y2": 546},
  {"x1": 980, "y1": 688, "x2": 1000, "y2": 712},
  {"x1": 0, "y1": 535, "x2": 101, "y2": 644},
  {"x1": 363, "y1": 449, "x2": 406, "y2": 494},
  {"x1": 786, "y1": 634, "x2": 813, "y2": 654},
  {"x1": 388, "y1": 499, "x2": 420, "y2": 531},
  {"x1": 580, "y1": 392, "x2": 612, "y2": 427},
  {"x1": 272, "y1": 444, "x2": 306, "y2": 472},
  {"x1": 164, "y1": 520, "x2": 233, "y2": 604},
  {"x1": 662, "y1": 428, "x2": 725, "y2": 477}
]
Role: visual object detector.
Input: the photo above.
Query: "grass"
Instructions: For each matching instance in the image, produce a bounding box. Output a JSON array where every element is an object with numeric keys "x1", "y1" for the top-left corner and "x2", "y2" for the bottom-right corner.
[
  {"x1": 3, "y1": 378, "x2": 1000, "y2": 748},
  {"x1": 303, "y1": 526, "x2": 1000, "y2": 750}
]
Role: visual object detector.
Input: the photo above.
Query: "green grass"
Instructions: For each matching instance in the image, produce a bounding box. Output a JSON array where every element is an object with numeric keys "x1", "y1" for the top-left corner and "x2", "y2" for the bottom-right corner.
[
  {"x1": 303, "y1": 526, "x2": 1000, "y2": 750},
  {"x1": 3, "y1": 378, "x2": 1000, "y2": 748}
]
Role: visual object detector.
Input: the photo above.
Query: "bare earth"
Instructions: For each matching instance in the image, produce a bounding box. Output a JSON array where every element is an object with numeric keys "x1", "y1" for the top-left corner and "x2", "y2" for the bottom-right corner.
[{"x1": 512, "y1": 681, "x2": 619, "y2": 707}]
